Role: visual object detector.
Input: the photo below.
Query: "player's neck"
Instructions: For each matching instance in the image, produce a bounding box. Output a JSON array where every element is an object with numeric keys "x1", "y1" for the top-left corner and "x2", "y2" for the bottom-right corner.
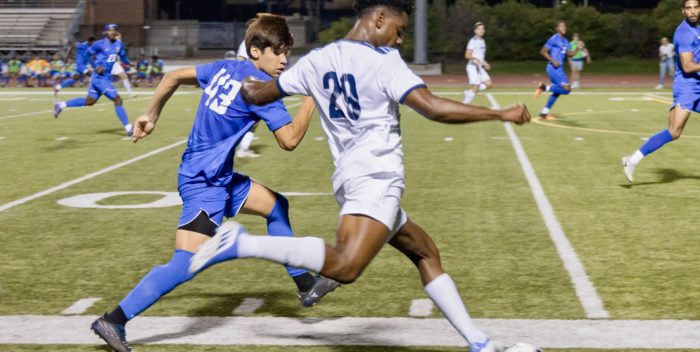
[
  {"x1": 685, "y1": 18, "x2": 698, "y2": 27},
  {"x1": 345, "y1": 20, "x2": 378, "y2": 47}
]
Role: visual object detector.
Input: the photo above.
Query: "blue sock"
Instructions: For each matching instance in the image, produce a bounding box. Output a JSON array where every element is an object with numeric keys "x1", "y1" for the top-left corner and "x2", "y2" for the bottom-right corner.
[
  {"x1": 550, "y1": 84, "x2": 570, "y2": 95},
  {"x1": 546, "y1": 94, "x2": 560, "y2": 109},
  {"x1": 114, "y1": 104, "x2": 129, "y2": 126},
  {"x1": 119, "y1": 250, "x2": 196, "y2": 320},
  {"x1": 66, "y1": 97, "x2": 86, "y2": 108},
  {"x1": 60, "y1": 79, "x2": 75, "y2": 88},
  {"x1": 267, "y1": 193, "x2": 308, "y2": 278},
  {"x1": 640, "y1": 129, "x2": 674, "y2": 156}
]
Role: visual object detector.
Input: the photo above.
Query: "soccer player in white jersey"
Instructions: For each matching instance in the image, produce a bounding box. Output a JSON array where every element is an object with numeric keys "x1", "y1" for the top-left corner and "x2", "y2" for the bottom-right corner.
[
  {"x1": 111, "y1": 32, "x2": 135, "y2": 98},
  {"x1": 235, "y1": 21, "x2": 260, "y2": 158},
  {"x1": 190, "y1": 1, "x2": 530, "y2": 351},
  {"x1": 463, "y1": 21, "x2": 492, "y2": 104}
]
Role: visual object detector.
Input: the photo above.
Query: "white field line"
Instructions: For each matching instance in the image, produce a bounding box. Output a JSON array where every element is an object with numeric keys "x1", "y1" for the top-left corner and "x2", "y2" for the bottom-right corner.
[
  {"x1": 1, "y1": 315, "x2": 699, "y2": 348},
  {"x1": 60, "y1": 298, "x2": 101, "y2": 315},
  {"x1": 408, "y1": 299, "x2": 434, "y2": 317},
  {"x1": 433, "y1": 91, "x2": 672, "y2": 96},
  {"x1": 0, "y1": 139, "x2": 187, "y2": 214},
  {"x1": 0, "y1": 91, "x2": 198, "y2": 96},
  {"x1": 0, "y1": 96, "x2": 151, "y2": 120},
  {"x1": 486, "y1": 93, "x2": 609, "y2": 319},
  {"x1": 232, "y1": 298, "x2": 264, "y2": 316}
]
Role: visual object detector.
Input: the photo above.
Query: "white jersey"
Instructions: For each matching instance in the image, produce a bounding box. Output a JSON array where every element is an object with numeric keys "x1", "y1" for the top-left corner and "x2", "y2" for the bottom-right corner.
[
  {"x1": 237, "y1": 40, "x2": 248, "y2": 59},
  {"x1": 278, "y1": 40, "x2": 425, "y2": 191},
  {"x1": 467, "y1": 36, "x2": 486, "y2": 65}
]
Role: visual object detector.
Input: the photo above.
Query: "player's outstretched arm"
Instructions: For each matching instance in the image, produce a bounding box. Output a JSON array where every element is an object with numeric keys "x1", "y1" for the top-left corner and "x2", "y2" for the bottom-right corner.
[
  {"x1": 272, "y1": 96, "x2": 316, "y2": 151},
  {"x1": 404, "y1": 87, "x2": 530, "y2": 125},
  {"x1": 241, "y1": 76, "x2": 283, "y2": 105},
  {"x1": 132, "y1": 67, "x2": 197, "y2": 143},
  {"x1": 679, "y1": 52, "x2": 700, "y2": 73}
]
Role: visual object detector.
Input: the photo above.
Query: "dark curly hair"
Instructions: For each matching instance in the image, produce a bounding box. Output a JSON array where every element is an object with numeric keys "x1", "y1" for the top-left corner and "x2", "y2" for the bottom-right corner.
[{"x1": 353, "y1": 0, "x2": 414, "y2": 16}]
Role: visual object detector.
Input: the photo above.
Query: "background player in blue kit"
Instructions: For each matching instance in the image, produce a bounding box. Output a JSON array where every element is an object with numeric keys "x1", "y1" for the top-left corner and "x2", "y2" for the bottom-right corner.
[
  {"x1": 622, "y1": 0, "x2": 700, "y2": 182},
  {"x1": 90, "y1": 14, "x2": 338, "y2": 352},
  {"x1": 53, "y1": 36, "x2": 95, "y2": 93},
  {"x1": 53, "y1": 24, "x2": 133, "y2": 136},
  {"x1": 534, "y1": 20, "x2": 583, "y2": 120}
]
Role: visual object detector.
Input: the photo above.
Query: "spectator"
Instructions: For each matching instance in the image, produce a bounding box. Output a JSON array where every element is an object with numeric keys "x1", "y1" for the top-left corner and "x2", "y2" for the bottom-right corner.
[
  {"x1": 148, "y1": 55, "x2": 163, "y2": 86},
  {"x1": 656, "y1": 37, "x2": 675, "y2": 89},
  {"x1": 7, "y1": 55, "x2": 26, "y2": 87},
  {"x1": 26, "y1": 53, "x2": 49, "y2": 87},
  {"x1": 568, "y1": 33, "x2": 591, "y2": 89}
]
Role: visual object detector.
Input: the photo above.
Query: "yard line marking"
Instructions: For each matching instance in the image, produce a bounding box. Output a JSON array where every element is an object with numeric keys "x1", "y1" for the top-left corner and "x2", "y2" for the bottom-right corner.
[
  {"x1": 433, "y1": 91, "x2": 673, "y2": 96},
  {"x1": 0, "y1": 136, "x2": 5, "y2": 140},
  {"x1": 1, "y1": 315, "x2": 699, "y2": 348},
  {"x1": 409, "y1": 299, "x2": 434, "y2": 317},
  {"x1": 232, "y1": 298, "x2": 264, "y2": 316},
  {"x1": 55, "y1": 136, "x2": 69, "y2": 141},
  {"x1": 0, "y1": 139, "x2": 187, "y2": 214},
  {"x1": 444, "y1": 137, "x2": 454, "y2": 142},
  {"x1": 487, "y1": 93, "x2": 609, "y2": 319},
  {"x1": 60, "y1": 298, "x2": 101, "y2": 315},
  {"x1": 0, "y1": 91, "x2": 200, "y2": 96},
  {"x1": 531, "y1": 118, "x2": 700, "y2": 139},
  {"x1": 0, "y1": 97, "x2": 151, "y2": 120}
]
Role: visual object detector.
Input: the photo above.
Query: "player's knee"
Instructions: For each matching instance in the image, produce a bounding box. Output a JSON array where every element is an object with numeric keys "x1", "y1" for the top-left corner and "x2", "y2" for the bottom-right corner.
[
  {"x1": 85, "y1": 98, "x2": 96, "y2": 106},
  {"x1": 485, "y1": 81, "x2": 494, "y2": 89},
  {"x1": 327, "y1": 257, "x2": 365, "y2": 284},
  {"x1": 113, "y1": 97, "x2": 123, "y2": 105},
  {"x1": 669, "y1": 128, "x2": 683, "y2": 140}
]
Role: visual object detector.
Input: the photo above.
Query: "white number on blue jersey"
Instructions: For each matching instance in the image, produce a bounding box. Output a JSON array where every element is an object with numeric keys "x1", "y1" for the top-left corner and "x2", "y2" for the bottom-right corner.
[
  {"x1": 107, "y1": 54, "x2": 117, "y2": 63},
  {"x1": 203, "y1": 68, "x2": 241, "y2": 114}
]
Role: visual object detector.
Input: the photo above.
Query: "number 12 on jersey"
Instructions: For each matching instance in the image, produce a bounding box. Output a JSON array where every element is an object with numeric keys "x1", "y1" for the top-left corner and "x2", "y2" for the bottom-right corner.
[{"x1": 323, "y1": 72, "x2": 361, "y2": 120}]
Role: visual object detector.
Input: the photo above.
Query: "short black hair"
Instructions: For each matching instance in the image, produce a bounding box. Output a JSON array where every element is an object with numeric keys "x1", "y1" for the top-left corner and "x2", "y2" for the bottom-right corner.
[
  {"x1": 87, "y1": 36, "x2": 96, "y2": 42},
  {"x1": 245, "y1": 13, "x2": 293, "y2": 57},
  {"x1": 353, "y1": 0, "x2": 414, "y2": 16}
]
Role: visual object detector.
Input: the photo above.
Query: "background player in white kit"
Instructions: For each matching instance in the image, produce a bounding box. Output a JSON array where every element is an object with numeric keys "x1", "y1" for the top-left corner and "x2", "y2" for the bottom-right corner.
[
  {"x1": 189, "y1": 1, "x2": 531, "y2": 351},
  {"x1": 463, "y1": 22, "x2": 492, "y2": 104},
  {"x1": 235, "y1": 19, "x2": 260, "y2": 158},
  {"x1": 111, "y1": 32, "x2": 135, "y2": 98}
]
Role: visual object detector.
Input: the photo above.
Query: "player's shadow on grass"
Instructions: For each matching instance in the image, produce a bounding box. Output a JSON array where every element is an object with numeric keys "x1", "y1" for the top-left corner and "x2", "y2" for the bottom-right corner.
[
  {"x1": 130, "y1": 290, "x2": 305, "y2": 345},
  {"x1": 620, "y1": 168, "x2": 700, "y2": 188}
]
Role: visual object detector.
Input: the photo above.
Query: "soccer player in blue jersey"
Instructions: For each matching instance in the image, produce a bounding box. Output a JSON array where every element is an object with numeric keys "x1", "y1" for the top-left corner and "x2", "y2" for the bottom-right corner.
[
  {"x1": 534, "y1": 20, "x2": 583, "y2": 120},
  {"x1": 53, "y1": 36, "x2": 95, "y2": 94},
  {"x1": 53, "y1": 24, "x2": 133, "y2": 136},
  {"x1": 90, "y1": 14, "x2": 338, "y2": 352},
  {"x1": 622, "y1": 0, "x2": 700, "y2": 182}
]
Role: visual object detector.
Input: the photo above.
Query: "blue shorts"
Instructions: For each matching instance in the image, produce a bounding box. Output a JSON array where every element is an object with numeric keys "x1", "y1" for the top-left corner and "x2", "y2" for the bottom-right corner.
[
  {"x1": 88, "y1": 77, "x2": 118, "y2": 100},
  {"x1": 177, "y1": 172, "x2": 252, "y2": 227},
  {"x1": 50, "y1": 70, "x2": 60, "y2": 77},
  {"x1": 672, "y1": 83, "x2": 700, "y2": 113},
  {"x1": 546, "y1": 65, "x2": 569, "y2": 86},
  {"x1": 136, "y1": 72, "x2": 147, "y2": 78}
]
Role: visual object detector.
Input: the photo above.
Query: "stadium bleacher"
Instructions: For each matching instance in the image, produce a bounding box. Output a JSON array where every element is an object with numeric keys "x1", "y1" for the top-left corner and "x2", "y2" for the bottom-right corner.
[{"x1": 0, "y1": 0, "x2": 85, "y2": 52}]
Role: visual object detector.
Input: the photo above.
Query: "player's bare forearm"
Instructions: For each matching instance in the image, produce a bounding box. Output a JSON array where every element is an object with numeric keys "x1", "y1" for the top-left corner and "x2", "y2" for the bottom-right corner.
[
  {"x1": 679, "y1": 53, "x2": 700, "y2": 73},
  {"x1": 144, "y1": 67, "x2": 197, "y2": 122},
  {"x1": 241, "y1": 77, "x2": 282, "y2": 105},
  {"x1": 404, "y1": 88, "x2": 530, "y2": 125},
  {"x1": 273, "y1": 96, "x2": 316, "y2": 151}
]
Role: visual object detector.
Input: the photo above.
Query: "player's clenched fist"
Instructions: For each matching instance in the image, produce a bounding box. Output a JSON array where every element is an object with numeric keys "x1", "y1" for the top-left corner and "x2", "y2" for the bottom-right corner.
[
  {"x1": 500, "y1": 103, "x2": 531, "y2": 124},
  {"x1": 132, "y1": 114, "x2": 156, "y2": 143}
]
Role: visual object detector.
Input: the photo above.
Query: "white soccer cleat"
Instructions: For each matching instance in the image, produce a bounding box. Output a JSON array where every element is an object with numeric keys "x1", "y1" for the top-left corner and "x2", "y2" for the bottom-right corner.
[
  {"x1": 622, "y1": 156, "x2": 636, "y2": 183},
  {"x1": 236, "y1": 149, "x2": 260, "y2": 158},
  {"x1": 504, "y1": 342, "x2": 542, "y2": 352},
  {"x1": 654, "y1": 84, "x2": 664, "y2": 90},
  {"x1": 188, "y1": 220, "x2": 246, "y2": 274}
]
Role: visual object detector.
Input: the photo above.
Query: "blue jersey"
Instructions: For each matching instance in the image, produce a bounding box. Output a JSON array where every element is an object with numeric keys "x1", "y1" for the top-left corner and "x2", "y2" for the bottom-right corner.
[
  {"x1": 88, "y1": 38, "x2": 129, "y2": 79},
  {"x1": 179, "y1": 59, "x2": 292, "y2": 186},
  {"x1": 674, "y1": 19, "x2": 700, "y2": 84},
  {"x1": 544, "y1": 33, "x2": 569, "y2": 69},
  {"x1": 75, "y1": 41, "x2": 91, "y2": 66}
]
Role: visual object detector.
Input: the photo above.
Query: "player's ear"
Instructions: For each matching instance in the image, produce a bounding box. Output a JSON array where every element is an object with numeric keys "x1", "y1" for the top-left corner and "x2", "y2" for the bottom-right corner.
[
  {"x1": 375, "y1": 9, "x2": 386, "y2": 30},
  {"x1": 249, "y1": 46, "x2": 261, "y2": 60}
]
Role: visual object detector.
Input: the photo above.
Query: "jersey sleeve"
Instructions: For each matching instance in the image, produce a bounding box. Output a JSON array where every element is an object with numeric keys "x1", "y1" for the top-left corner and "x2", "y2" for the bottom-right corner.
[
  {"x1": 544, "y1": 35, "x2": 556, "y2": 50},
  {"x1": 118, "y1": 44, "x2": 130, "y2": 65},
  {"x1": 378, "y1": 50, "x2": 426, "y2": 104},
  {"x1": 249, "y1": 99, "x2": 292, "y2": 132},
  {"x1": 676, "y1": 28, "x2": 694, "y2": 53},
  {"x1": 467, "y1": 38, "x2": 477, "y2": 51},
  {"x1": 195, "y1": 61, "x2": 221, "y2": 89},
  {"x1": 277, "y1": 51, "x2": 316, "y2": 96}
]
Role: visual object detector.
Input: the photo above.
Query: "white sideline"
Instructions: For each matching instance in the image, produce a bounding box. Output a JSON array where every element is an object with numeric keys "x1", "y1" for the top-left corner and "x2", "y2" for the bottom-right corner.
[
  {"x1": 0, "y1": 140, "x2": 187, "y2": 214},
  {"x1": 1, "y1": 315, "x2": 699, "y2": 348},
  {"x1": 486, "y1": 93, "x2": 609, "y2": 319},
  {"x1": 0, "y1": 96, "x2": 152, "y2": 120},
  {"x1": 60, "y1": 298, "x2": 101, "y2": 315}
]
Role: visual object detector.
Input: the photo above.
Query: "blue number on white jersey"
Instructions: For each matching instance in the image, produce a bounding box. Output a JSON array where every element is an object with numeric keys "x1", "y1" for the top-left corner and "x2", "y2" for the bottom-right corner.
[
  {"x1": 203, "y1": 67, "x2": 241, "y2": 114},
  {"x1": 323, "y1": 71, "x2": 361, "y2": 120}
]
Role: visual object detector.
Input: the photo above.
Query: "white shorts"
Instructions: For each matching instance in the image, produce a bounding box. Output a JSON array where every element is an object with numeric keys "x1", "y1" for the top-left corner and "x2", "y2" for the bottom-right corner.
[
  {"x1": 111, "y1": 63, "x2": 125, "y2": 75},
  {"x1": 335, "y1": 175, "x2": 408, "y2": 235},
  {"x1": 570, "y1": 60, "x2": 584, "y2": 71},
  {"x1": 467, "y1": 64, "x2": 491, "y2": 86}
]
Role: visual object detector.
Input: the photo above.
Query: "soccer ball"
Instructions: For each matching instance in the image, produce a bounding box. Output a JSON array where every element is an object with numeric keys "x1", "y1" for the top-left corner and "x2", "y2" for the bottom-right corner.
[{"x1": 504, "y1": 343, "x2": 543, "y2": 352}]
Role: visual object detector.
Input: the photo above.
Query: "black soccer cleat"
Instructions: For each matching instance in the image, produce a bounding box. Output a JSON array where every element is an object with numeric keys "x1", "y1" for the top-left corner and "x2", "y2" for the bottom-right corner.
[
  {"x1": 91, "y1": 314, "x2": 133, "y2": 352},
  {"x1": 298, "y1": 275, "x2": 341, "y2": 308}
]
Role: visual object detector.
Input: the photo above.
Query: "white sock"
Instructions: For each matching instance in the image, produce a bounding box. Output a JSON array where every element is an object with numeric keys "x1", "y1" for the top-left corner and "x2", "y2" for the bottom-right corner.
[
  {"x1": 463, "y1": 91, "x2": 475, "y2": 104},
  {"x1": 546, "y1": 85, "x2": 551, "y2": 92},
  {"x1": 237, "y1": 233, "x2": 326, "y2": 272},
  {"x1": 240, "y1": 131, "x2": 255, "y2": 151},
  {"x1": 479, "y1": 84, "x2": 487, "y2": 91},
  {"x1": 59, "y1": 101, "x2": 67, "y2": 109},
  {"x1": 54, "y1": 84, "x2": 61, "y2": 91},
  {"x1": 122, "y1": 78, "x2": 133, "y2": 95},
  {"x1": 629, "y1": 150, "x2": 644, "y2": 165},
  {"x1": 125, "y1": 123, "x2": 133, "y2": 132},
  {"x1": 424, "y1": 273, "x2": 488, "y2": 344},
  {"x1": 540, "y1": 107, "x2": 550, "y2": 115}
]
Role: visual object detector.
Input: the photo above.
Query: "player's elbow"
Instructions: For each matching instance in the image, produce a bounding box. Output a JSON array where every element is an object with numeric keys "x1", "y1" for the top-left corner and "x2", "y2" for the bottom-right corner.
[{"x1": 276, "y1": 137, "x2": 299, "y2": 151}]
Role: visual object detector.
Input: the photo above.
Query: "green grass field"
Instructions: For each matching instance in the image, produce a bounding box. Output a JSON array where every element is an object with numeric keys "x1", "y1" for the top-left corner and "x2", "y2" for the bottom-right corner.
[
  {"x1": 442, "y1": 57, "x2": 659, "y2": 75},
  {"x1": 0, "y1": 87, "x2": 698, "y2": 351}
]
